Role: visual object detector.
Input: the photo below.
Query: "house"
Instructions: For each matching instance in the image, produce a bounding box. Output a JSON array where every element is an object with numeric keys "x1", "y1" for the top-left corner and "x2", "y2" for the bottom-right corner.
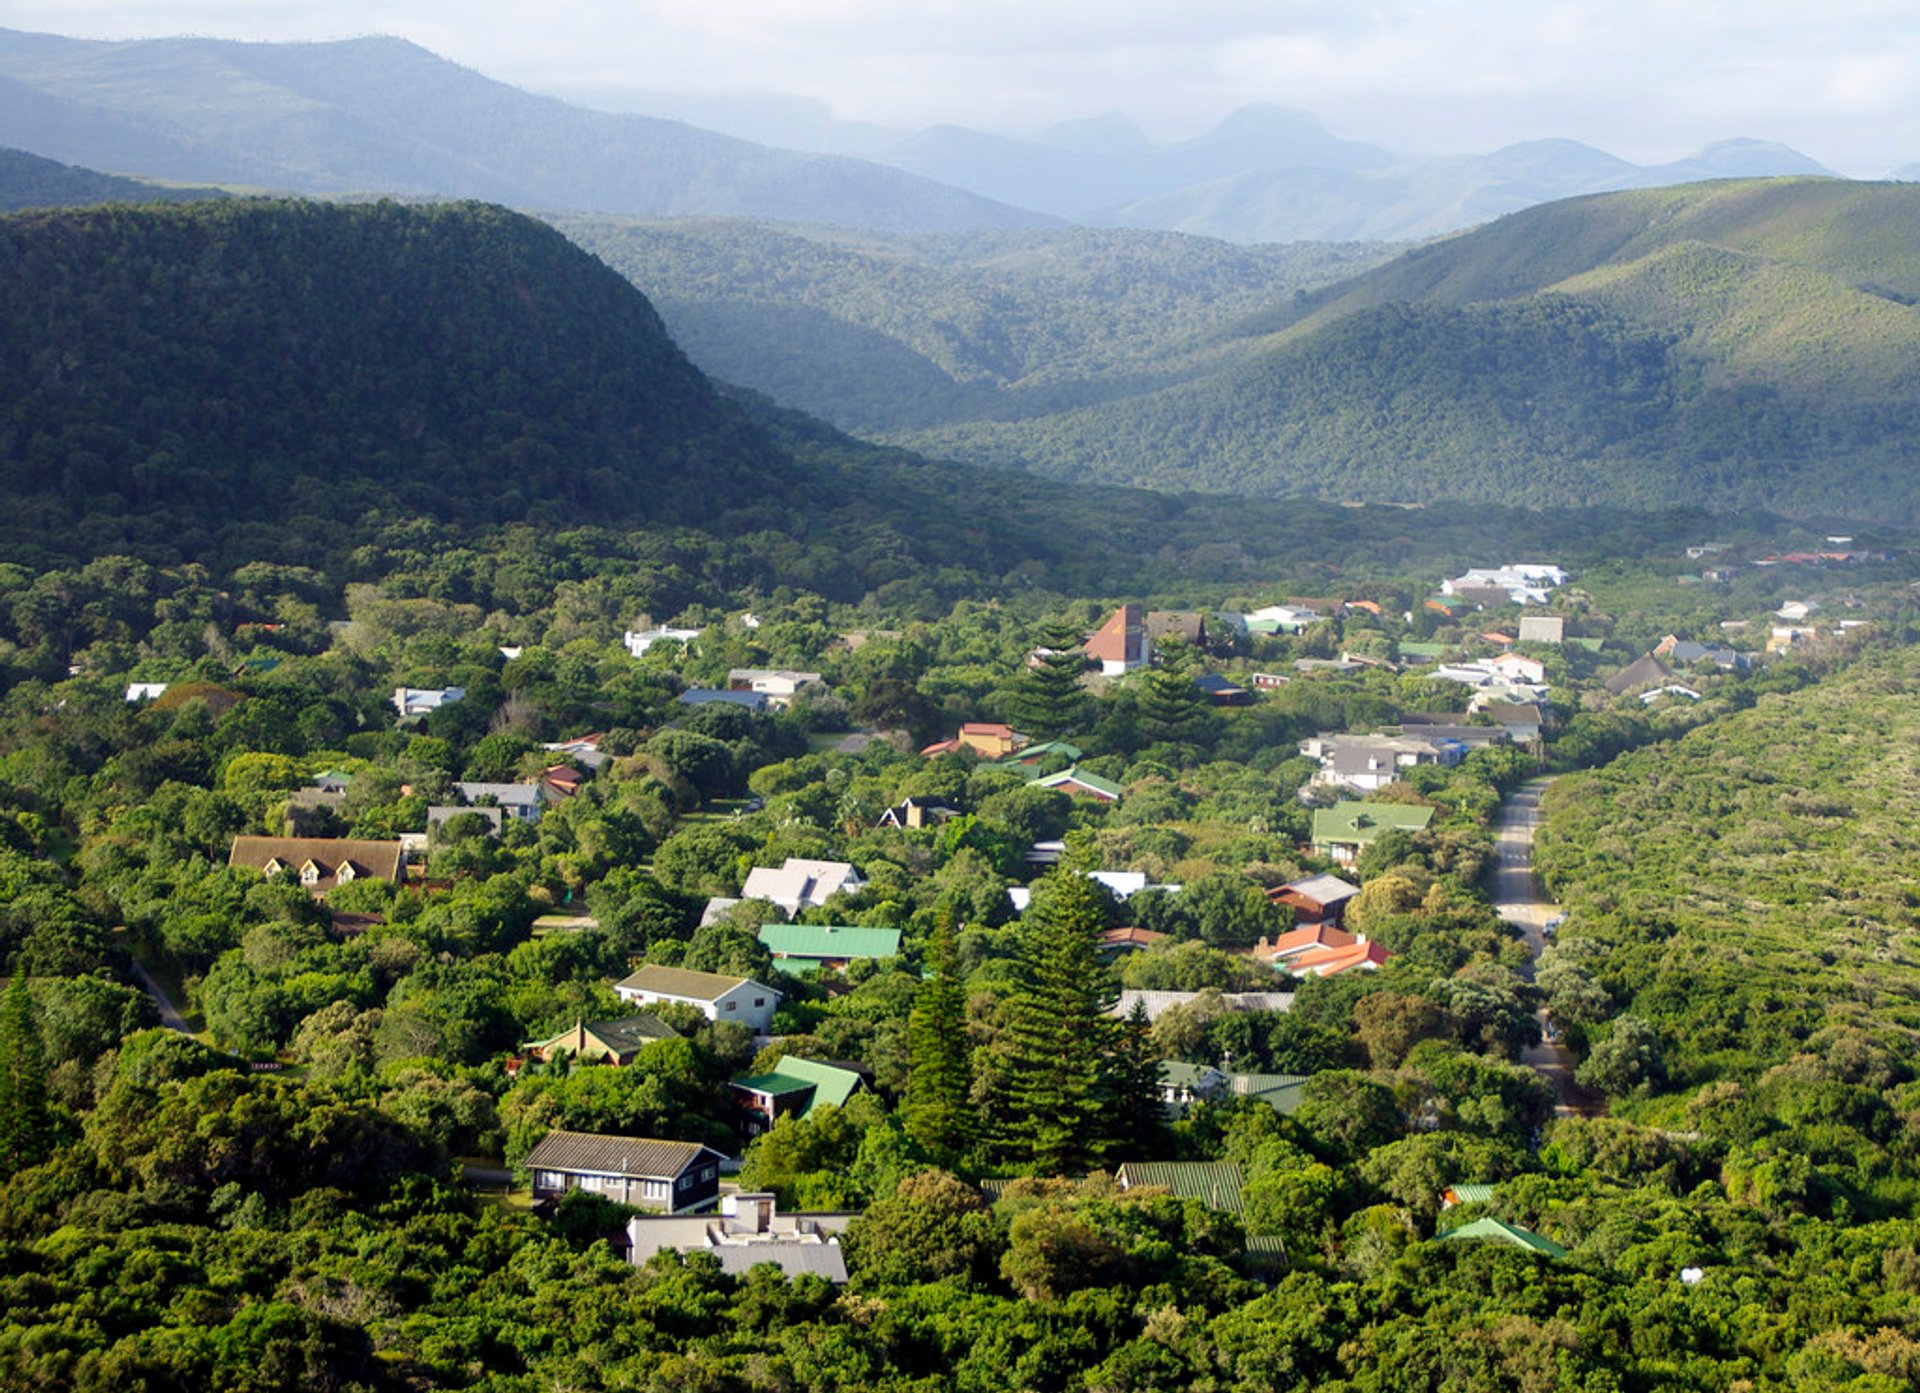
[
  {"x1": 1242, "y1": 604, "x2": 1325, "y2": 634},
  {"x1": 541, "y1": 765, "x2": 586, "y2": 799},
  {"x1": 678, "y1": 688, "x2": 770, "y2": 712},
  {"x1": 1310, "y1": 802, "x2": 1435, "y2": 864},
  {"x1": 1516, "y1": 615, "x2": 1566, "y2": 645},
  {"x1": 1604, "y1": 654, "x2": 1675, "y2": 697},
  {"x1": 876, "y1": 798, "x2": 962, "y2": 830},
  {"x1": 1112, "y1": 990, "x2": 1294, "y2": 1022},
  {"x1": 454, "y1": 781, "x2": 549, "y2": 824},
  {"x1": 1303, "y1": 733, "x2": 1464, "y2": 792},
  {"x1": 542, "y1": 736, "x2": 611, "y2": 772},
  {"x1": 1640, "y1": 684, "x2": 1704, "y2": 704},
  {"x1": 1194, "y1": 674, "x2": 1252, "y2": 706},
  {"x1": 521, "y1": 1014, "x2": 679, "y2": 1067},
  {"x1": 1441, "y1": 1182, "x2": 1499, "y2": 1210},
  {"x1": 921, "y1": 722, "x2": 1026, "y2": 759},
  {"x1": 756, "y1": 924, "x2": 902, "y2": 974},
  {"x1": 1487, "y1": 652, "x2": 1547, "y2": 685},
  {"x1": 1253, "y1": 923, "x2": 1356, "y2": 965},
  {"x1": 228, "y1": 836, "x2": 406, "y2": 894},
  {"x1": 1155, "y1": 1064, "x2": 1311, "y2": 1116},
  {"x1": 1250, "y1": 672, "x2": 1289, "y2": 689},
  {"x1": 726, "y1": 669, "x2": 823, "y2": 710},
  {"x1": 1285, "y1": 938, "x2": 1393, "y2": 977},
  {"x1": 1145, "y1": 610, "x2": 1208, "y2": 650},
  {"x1": 124, "y1": 682, "x2": 169, "y2": 702},
  {"x1": 1096, "y1": 927, "x2": 1170, "y2": 958},
  {"x1": 625, "y1": 1193, "x2": 856, "y2": 1282},
  {"x1": 1267, "y1": 874, "x2": 1361, "y2": 925},
  {"x1": 1007, "y1": 869, "x2": 1170, "y2": 914},
  {"x1": 1027, "y1": 767, "x2": 1124, "y2": 802},
  {"x1": 740, "y1": 857, "x2": 865, "y2": 912},
  {"x1": 1006, "y1": 740, "x2": 1084, "y2": 766},
  {"x1": 525, "y1": 1130, "x2": 725, "y2": 1213},
  {"x1": 1654, "y1": 636, "x2": 1752, "y2": 670},
  {"x1": 1086, "y1": 605, "x2": 1150, "y2": 675},
  {"x1": 1116, "y1": 1161, "x2": 1249, "y2": 1216},
  {"x1": 1774, "y1": 601, "x2": 1820, "y2": 622},
  {"x1": 729, "y1": 1056, "x2": 867, "y2": 1135},
  {"x1": 613, "y1": 966, "x2": 782, "y2": 1033},
  {"x1": 393, "y1": 686, "x2": 465, "y2": 717},
  {"x1": 1441, "y1": 564, "x2": 1569, "y2": 605},
  {"x1": 623, "y1": 623, "x2": 701, "y2": 658},
  {"x1": 1386, "y1": 721, "x2": 1509, "y2": 751},
  {"x1": 1438, "y1": 1217, "x2": 1568, "y2": 1259},
  {"x1": 1475, "y1": 703, "x2": 1544, "y2": 743}
]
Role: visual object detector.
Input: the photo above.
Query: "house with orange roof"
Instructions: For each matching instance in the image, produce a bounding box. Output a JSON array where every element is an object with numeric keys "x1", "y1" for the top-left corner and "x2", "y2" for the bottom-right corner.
[
  {"x1": 1252, "y1": 923, "x2": 1356, "y2": 966},
  {"x1": 1086, "y1": 605, "x2": 1150, "y2": 675},
  {"x1": 1286, "y1": 939, "x2": 1393, "y2": 977}
]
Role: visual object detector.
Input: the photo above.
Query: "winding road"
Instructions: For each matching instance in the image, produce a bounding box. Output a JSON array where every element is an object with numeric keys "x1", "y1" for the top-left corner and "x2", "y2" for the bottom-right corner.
[{"x1": 1492, "y1": 778, "x2": 1604, "y2": 1119}]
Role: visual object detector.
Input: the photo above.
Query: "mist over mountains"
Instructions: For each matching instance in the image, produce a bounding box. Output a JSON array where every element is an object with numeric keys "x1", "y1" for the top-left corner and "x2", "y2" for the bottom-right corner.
[{"x1": 0, "y1": 24, "x2": 1859, "y2": 243}]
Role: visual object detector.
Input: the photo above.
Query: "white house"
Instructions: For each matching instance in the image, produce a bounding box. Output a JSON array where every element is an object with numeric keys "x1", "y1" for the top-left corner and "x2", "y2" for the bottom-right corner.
[
  {"x1": 613, "y1": 965, "x2": 781, "y2": 1033},
  {"x1": 725, "y1": 669, "x2": 823, "y2": 709},
  {"x1": 1487, "y1": 652, "x2": 1547, "y2": 685},
  {"x1": 394, "y1": 686, "x2": 466, "y2": 717},
  {"x1": 124, "y1": 682, "x2": 170, "y2": 702},
  {"x1": 1442, "y1": 564, "x2": 1569, "y2": 606},
  {"x1": 1242, "y1": 604, "x2": 1325, "y2": 634},
  {"x1": 740, "y1": 858, "x2": 864, "y2": 913},
  {"x1": 624, "y1": 624, "x2": 702, "y2": 658}
]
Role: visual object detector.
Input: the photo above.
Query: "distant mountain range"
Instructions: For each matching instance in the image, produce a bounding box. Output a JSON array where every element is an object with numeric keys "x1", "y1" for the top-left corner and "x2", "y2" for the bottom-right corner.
[
  {"x1": 0, "y1": 146, "x2": 226, "y2": 213},
  {"x1": 0, "y1": 27, "x2": 1049, "y2": 233},
  {"x1": 0, "y1": 25, "x2": 1871, "y2": 244}
]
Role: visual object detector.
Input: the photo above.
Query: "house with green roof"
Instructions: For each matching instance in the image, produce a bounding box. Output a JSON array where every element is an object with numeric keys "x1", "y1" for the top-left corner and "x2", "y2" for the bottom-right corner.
[
  {"x1": 729, "y1": 1056, "x2": 867, "y2": 1137},
  {"x1": 756, "y1": 924, "x2": 902, "y2": 975},
  {"x1": 1439, "y1": 1216, "x2": 1568, "y2": 1258},
  {"x1": 1441, "y1": 1182, "x2": 1499, "y2": 1209},
  {"x1": 1028, "y1": 766, "x2": 1123, "y2": 802},
  {"x1": 1310, "y1": 801, "x2": 1435, "y2": 865}
]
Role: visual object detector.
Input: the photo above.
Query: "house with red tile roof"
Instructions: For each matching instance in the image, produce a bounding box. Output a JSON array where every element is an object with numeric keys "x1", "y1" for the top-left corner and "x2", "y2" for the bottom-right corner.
[{"x1": 1086, "y1": 605, "x2": 1150, "y2": 675}]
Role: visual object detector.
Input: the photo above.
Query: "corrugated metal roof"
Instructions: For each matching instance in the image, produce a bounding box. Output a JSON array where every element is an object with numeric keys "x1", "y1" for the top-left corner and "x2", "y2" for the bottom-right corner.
[
  {"x1": 757, "y1": 924, "x2": 901, "y2": 960},
  {"x1": 614, "y1": 965, "x2": 762, "y2": 1002},
  {"x1": 1439, "y1": 1217, "x2": 1567, "y2": 1258},
  {"x1": 525, "y1": 1130, "x2": 721, "y2": 1179},
  {"x1": 1115, "y1": 1161, "x2": 1248, "y2": 1216}
]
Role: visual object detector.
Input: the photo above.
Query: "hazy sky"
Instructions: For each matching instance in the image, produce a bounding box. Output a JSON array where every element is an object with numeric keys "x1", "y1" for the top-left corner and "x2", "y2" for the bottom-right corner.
[{"x1": 6, "y1": 0, "x2": 1920, "y2": 173}]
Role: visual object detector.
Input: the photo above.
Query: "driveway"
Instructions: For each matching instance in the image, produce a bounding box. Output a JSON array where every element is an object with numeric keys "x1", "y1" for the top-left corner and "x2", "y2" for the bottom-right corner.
[{"x1": 1493, "y1": 778, "x2": 1604, "y2": 1119}]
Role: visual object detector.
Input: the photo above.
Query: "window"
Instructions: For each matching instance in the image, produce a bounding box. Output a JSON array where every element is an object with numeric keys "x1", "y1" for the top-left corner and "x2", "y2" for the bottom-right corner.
[
  {"x1": 676, "y1": 1173, "x2": 691, "y2": 1190},
  {"x1": 754, "y1": 998, "x2": 765, "y2": 1007},
  {"x1": 724, "y1": 1001, "x2": 737, "y2": 1012},
  {"x1": 537, "y1": 1171, "x2": 562, "y2": 1189},
  {"x1": 701, "y1": 1166, "x2": 716, "y2": 1181}
]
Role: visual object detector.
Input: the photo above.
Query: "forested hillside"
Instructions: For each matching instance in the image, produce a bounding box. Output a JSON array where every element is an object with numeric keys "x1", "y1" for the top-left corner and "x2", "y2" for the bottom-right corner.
[
  {"x1": 551, "y1": 217, "x2": 1396, "y2": 435},
  {"x1": 0, "y1": 147, "x2": 226, "y2": 212},
  {"x1": 877, "y1": 179, "x2": 1920, "y2": 521}
]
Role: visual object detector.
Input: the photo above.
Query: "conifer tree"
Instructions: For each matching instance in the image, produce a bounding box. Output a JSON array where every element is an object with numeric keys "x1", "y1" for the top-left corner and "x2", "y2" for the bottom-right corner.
[
  {"x1": 1005, "y1": 617, "x2": 1091, "y2": 740},
  {"x1": 0, "y1": 965, "x2": 51, "y2": 1176},
  {"x1": 903, "y1": 912, "x2": 973, "y2": 1162},
  {"x1": 1103, "y1": 997, "x2": 1167, "y2": 1159},
  {"x1": 990, "y1": 871, "x2": 1118, "y2": 1174},
  {"x1": 1137, "y1": 639, "x2": 1209, "y2": 743}
]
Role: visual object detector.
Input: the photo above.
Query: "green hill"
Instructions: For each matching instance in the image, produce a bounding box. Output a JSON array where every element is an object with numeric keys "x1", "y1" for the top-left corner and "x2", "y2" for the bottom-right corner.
[
  {"x1": 1, "y1": 195, "x2": 1712, "y2": 598},
  {"x1": 548, "y1": 216, "x2": 1398, "y2": 435},
  {"x1": 874, "y1": 179, "x2": 1920, "y2": 521},
  {"x1": 0, "y1": 146, "x2": 227, "y2": 212}
]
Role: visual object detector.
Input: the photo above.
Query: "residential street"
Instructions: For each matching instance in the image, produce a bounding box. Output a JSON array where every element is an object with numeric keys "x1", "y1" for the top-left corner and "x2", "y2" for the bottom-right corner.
[{"x1": 1493, "y1": 778, "x2": 1604, "y2": 1119}]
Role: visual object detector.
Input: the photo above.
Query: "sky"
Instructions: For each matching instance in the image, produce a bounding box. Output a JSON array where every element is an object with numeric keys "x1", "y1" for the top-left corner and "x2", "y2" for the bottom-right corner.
[{"x1": 5, "y1": 0, "x2": 1919, "y2": 173}]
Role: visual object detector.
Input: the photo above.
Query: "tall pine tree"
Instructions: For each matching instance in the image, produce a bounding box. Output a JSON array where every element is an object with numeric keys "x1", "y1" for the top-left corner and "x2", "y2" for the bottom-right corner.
[
  {"x1": 1103, "y1": 997, "x2": 1168, "y2": 1159},
  {"x1": 0, "y1": 965, "x2": 51, "y2": 1177},
  {"x1": 1005, "y1": 617, "x2": 1091, "y2": 740},
  {"x1": 903, "y1": 912, "x2": 973, "y2": 1163},
  {"x1": 989, "y1": 871, "x2": 1118, "y2": 1174}
]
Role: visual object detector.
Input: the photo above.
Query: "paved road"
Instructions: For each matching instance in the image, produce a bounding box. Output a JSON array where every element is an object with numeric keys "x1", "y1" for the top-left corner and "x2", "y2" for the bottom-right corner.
[
  {"x1": 1492, "y1": 778, "x2": 1604, "y2": 1119},
  {"x1": 129, "y1": 956, "x2": 192, "y2": 1034}
]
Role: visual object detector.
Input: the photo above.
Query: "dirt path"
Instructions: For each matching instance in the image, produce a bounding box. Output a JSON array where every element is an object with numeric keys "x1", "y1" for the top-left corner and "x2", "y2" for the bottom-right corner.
[
  {"x1": 1493, "y1": 778, "x2": 1604, "y2": 1119},
  {"x1": 128, "y1": 955, "x2": 193, "y2": 1035}
]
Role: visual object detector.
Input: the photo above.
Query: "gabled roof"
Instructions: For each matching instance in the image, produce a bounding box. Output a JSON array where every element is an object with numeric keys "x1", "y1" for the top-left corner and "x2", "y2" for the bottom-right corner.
[
  {"x1": 525, "y1": 1014, "x2": 678, "y2": 1062},
  {"x1": 1257, "y1": 923, "x2": 1357, "y2": 961},
  {"x1": 1439, "y1": 1217, "x2": 1568, "y2": 1258},
  {"x1": 1027, "y1": 766, "x2": 1123, "y2": 801},
  {"x1": 1445, "y1": 1182, "x2": 1499, "y2": 1206},
  {"x1": 1287, "y1": 940, "x2": 1393, "y2": 976},
  {"x1": 741, "y1": 858, "x2": 864, "y2": 907},
  {"x1": 1605, "y1": 653, "x2": 1675, "y2": 696},
  {"x1": 1281, "y1": 874, "x2": 1362, "y2": 907},
  {"x1": 1310, "y1": 801, "x2": 1435, "y2": 845},
  {"x1": 228, "y1": 836, "x2": 404, "y2": 887},
  {"x1": 1008, "y1": 740, "x2": 1084, "y2": 765},
  {"x1": 1085, "y1": 604, "x2": 1148, "y2": 666},
  {"x1": 614, "y1": 964, "x2": 770, "y2": 1004},
  {"x1": 1115, "y1": 1161, "x2": 1247, "y2": 1216},
  {"x1": 730, "y1": 1056, "x2": 865, "y2": 1116},
  {"x1": 524, "y1": 1130, "x2": 724, "y2": 1180},
  {"x1": 757, "y1": 923, "x2": 902, "y2": 964}
]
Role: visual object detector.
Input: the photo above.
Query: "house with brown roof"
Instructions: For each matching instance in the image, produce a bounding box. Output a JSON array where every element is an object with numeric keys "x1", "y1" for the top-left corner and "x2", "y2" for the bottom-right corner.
[
  {"x1": 521, "y1": 1014, "x2": 679, "y2": 1067},
  {"x1": 613, "y1": 965, "x2": 781, "y2": 1032},
  {"x1": 228, "y1": 836, "x2": 405, "y2": 895},
  {"x1": 1145, "y1": 610, "x2": 1208, "y2": 650},
  {"x1": 1086, "y1": 605, "x2": 1150, "y2": 675},
  {"x1": 525, "y1": 1130, "x2": 726, "y2": 1213}
]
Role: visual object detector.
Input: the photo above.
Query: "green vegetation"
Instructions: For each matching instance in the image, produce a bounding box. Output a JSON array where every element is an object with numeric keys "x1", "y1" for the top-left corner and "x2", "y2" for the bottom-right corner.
[{"x1": 0, "y1": 147, "x2": 227, "y2": 213}]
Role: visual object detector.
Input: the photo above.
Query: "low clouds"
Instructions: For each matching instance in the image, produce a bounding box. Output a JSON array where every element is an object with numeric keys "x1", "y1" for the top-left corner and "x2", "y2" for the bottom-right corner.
[{"x1": 7, "y1": 0, "x2": 1920, "y2": 171}]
